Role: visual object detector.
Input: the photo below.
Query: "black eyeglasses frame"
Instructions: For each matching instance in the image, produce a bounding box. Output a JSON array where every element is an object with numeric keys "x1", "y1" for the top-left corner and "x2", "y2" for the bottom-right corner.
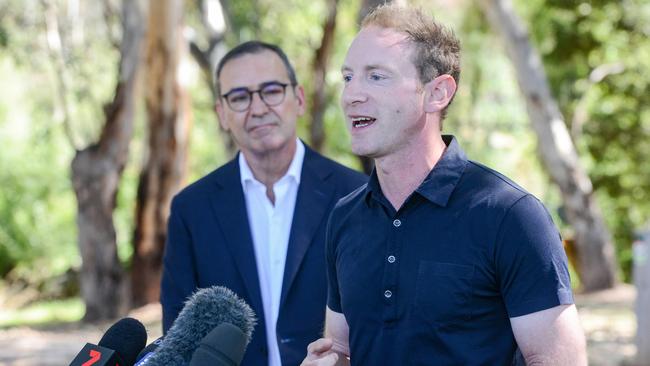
[{"x1": 220, "y1": 82, "x2": 297, "y2": 112}]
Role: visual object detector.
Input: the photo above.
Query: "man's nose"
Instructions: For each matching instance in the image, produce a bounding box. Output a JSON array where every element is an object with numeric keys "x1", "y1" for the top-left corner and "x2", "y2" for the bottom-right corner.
[
  {"x1": 341, "y1": 78, "x2": 367, "y2": 106},
  {"x1": 249, "y1": 91, "x2": 269, "y2": 115}
]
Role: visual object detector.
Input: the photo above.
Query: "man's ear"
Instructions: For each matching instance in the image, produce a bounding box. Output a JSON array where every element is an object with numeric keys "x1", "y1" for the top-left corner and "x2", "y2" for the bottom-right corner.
[
  {"x1": 423, "y1": 74, "x2": 457, "y2": 114},
  {"x1": 294, "y1": 84, "x2": 306, "y2": 116},
  {"x1": 215, "y1": 101, "x2": 229, "y2": 131}
]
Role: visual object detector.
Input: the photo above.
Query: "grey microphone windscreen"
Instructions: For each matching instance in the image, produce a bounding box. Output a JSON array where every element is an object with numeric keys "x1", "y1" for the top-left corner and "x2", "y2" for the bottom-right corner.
[{"x1": 145, "y1": 286, "x2": 256, "y2": 365}]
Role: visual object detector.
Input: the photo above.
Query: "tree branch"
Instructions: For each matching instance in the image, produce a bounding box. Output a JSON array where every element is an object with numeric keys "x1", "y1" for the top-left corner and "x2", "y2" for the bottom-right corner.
[
  {"x1": 42, "y1": 0, "x2": 79, "y2": 151},
  {"x1": 309, "y1": 0, "x2": 338, "y2": 152},
  {"x1": 102, "y1": 0, "x2": 122, "y2": 50}
]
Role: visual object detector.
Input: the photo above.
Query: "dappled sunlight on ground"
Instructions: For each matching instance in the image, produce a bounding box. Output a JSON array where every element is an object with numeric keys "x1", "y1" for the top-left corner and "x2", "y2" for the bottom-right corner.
[
  {"x1": 576, "y1": 284, "x2": 637, "y2": 366},
  {"x1": 0, "y1": 303, "x2": 163, "y2": 366}
]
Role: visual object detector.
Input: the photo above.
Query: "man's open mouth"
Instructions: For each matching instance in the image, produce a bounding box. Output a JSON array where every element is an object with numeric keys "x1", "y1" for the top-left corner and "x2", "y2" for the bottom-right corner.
[{"x1": 351, "y1": 117, "x2": 376, "y2": 128}]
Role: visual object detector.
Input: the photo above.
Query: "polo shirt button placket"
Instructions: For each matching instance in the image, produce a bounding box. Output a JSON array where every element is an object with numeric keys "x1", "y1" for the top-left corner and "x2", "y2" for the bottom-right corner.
[{"x1": 386, "y1": 218, "x2": 399, "y2": 317}]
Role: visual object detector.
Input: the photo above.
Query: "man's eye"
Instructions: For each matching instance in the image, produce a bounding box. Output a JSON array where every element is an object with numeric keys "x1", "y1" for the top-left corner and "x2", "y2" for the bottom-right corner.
[
  {"x1": 262, "y1": 87, "x2": 283, "y2": 96},
  {"x1": 369, "y1": 73, "x2": 384, "y2": 81},
  {"x1": 342, "y1": 74, "x2": 352, "y2": 82},
  {"x1": 229, "y1": 93, "x2": 249, "y2": 103}
]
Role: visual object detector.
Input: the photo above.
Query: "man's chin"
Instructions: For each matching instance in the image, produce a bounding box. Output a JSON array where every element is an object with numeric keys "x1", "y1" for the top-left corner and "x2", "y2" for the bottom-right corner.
[
  {"x1": 351, "y1": 146, "x2": 375, "y2": 159},
  {"x1": 249, "y1": 137, "x2": 294, "y2": 155}
]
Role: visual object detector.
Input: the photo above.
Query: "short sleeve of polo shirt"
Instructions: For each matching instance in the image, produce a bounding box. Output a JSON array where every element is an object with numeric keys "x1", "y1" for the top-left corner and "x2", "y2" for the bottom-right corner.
[
  {"x1": 326, "y1": 208, "x2": 343, "y2": 313},
  {"x1": 495, "y1": 194, "x2": 574, "y2": 318}
]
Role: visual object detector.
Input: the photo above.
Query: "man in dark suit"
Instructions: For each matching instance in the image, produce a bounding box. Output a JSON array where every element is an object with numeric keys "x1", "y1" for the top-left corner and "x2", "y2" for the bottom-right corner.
[{"x1": 160, "y1": 41, "x2": 366, "y2": 366}]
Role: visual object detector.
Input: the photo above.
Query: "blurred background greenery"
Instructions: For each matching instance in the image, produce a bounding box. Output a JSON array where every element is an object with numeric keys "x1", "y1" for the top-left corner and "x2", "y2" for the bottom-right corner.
[{"x1": 0, "y1": 0, "x2": 648, "y2": 327}]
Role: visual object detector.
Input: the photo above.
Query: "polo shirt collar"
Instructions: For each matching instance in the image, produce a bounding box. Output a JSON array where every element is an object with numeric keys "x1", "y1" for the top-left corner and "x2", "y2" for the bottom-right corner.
[
  {"x1": 416, "y1": 135, "x2": 468, "y2": 206},
  {"x1": 365, "y1": 135, "x2": 468, "y2": 208}
]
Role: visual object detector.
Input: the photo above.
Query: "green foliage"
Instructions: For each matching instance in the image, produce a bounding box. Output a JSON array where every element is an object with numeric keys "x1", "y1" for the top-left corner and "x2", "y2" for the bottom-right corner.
[
  {"x1": 0, "y1": 0, "x2": 122, "y2": 281},
  {"x1": 0, "y1": 27, "x2": 8, "y2": 49},
  {"x1": 186, "y1": 76, "x2": 233, "y2": 180},
  {"x1": 0, "y1": 56, "x2": 79, "y2": 278},
  {"x1": 433, "y1": 2, "x2": 566, "y2": 225},
  {"x1": 524, "y1": 0, "x2": 650, "y2": 280}
]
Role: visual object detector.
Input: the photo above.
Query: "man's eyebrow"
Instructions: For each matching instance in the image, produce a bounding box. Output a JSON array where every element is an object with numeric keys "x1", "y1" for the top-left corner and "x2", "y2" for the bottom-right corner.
[
  {"x1": 365, "y1": 64, "x2": 391, "y2": 72},
  {"x1": 223, "y1": 80, "x2": 284, "y2": 94},
  {"x1": 259, "y1": 80, "x2": 285, "y2": 87},
  {"x1": 340, "y1": 65, "x2": 390, "y2": 73},
  {"x1": 223, "y1": 86, "x2": 249, "y2": 95}
]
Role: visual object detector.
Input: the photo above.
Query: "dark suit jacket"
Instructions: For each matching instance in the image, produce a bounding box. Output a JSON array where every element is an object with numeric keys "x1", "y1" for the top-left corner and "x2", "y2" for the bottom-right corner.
[{"x1": 161, "y1": 145, "x2": 366, "y2": 366}]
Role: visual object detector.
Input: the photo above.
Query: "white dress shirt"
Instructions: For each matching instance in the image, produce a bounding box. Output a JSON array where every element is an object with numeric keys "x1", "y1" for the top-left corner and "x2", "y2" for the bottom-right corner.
[{"x1": 239, "y1": 139, "x2": 304, "y2": 366}]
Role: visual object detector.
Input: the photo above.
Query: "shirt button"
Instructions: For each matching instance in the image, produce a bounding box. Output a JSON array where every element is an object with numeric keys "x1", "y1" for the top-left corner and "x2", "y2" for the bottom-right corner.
[
  {"x1": 387, "y1": 255, "x2": 396, "y2": 263},
  {"x1": 384, "y1": 290, "x2": 392, "y2": 298},
  {"x1": 393, "y1": 219, "x2": 401, "y2": 227}
]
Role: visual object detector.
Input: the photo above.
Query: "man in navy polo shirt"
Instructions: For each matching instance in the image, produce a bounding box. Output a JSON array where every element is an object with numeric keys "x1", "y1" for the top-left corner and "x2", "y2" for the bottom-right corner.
[{"x1": 301, "y1": 4, "x2": 587, "y2": 366}]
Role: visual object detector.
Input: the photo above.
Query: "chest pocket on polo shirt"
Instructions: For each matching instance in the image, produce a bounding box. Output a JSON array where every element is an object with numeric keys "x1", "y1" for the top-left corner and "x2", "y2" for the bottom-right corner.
[{"x1": 414, "y1": 261, "x2": 474, "y2": 325}]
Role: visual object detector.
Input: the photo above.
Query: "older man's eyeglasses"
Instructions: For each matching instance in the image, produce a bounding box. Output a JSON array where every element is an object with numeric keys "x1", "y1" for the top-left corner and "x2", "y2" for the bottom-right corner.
[{"x1": 221, "y1": 82, "x2": 295, "y2": 112}]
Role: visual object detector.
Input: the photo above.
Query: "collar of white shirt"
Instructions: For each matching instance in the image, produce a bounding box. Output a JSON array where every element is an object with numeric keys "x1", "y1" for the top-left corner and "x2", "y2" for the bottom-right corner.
[{"x1": 238, "y1": 138, "x2": 304, "y2": 189}]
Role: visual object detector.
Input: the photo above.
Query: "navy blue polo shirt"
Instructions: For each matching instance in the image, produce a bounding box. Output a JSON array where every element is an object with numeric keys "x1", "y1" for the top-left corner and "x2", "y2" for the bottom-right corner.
[{"x1": 326, "y1": 135, "x2": 574, "y2": 365}]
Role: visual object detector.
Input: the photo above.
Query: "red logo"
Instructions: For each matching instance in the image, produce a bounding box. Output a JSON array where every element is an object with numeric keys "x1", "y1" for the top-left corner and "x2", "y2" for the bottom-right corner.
[{"x1": 81, "y1": 349, "x2": 102, "y2": 366}]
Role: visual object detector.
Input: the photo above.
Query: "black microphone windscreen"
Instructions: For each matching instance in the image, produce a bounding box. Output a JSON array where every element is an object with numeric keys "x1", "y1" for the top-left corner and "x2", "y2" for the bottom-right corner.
[
  {"x1": 145, "y1": 286, "x2": 256, "y2": 366},
  {"x1": 98, "y1": 317, "x2": 147, "y2": 366},
  {"x1": 189, "y1": 323, "x2": 248, "y2": 366}
]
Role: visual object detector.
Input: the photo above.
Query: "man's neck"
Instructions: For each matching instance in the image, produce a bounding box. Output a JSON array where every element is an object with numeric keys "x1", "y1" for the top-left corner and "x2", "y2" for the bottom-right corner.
[
  {"x1": 242, "y1": 139, "x2": 297, "y2": 190},
  {"x1": 375, "y1": 135, "x2": 446, "y2": 211}
]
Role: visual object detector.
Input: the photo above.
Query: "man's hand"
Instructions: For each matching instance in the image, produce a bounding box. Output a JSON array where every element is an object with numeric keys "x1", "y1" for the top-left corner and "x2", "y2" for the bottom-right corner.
[
  {"x1": 303, "y1": 308, "x2": 351, "y2": 365},
  {"x1": 301, "y1": 338, "x2": 348, "y2": 366}
]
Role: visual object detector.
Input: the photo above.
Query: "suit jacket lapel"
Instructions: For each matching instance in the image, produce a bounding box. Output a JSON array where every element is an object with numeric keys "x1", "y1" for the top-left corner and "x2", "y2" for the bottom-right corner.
[
  {"x1": 209, "y1": 157, "x2": 265, "y2": 323},
  {"x1": 280, "y1": 148, "x2": 334, "y2": 308}
]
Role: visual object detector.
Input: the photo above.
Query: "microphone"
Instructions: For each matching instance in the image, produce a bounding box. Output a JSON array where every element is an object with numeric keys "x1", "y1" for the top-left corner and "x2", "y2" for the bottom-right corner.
[
  {"x1": 69, "y1": 317, "x2": 147, "y2": 366},
  {"x1": 189, "y1": 322, "x2": 249, "y2": 366},
  {"x1": 143, "y1": 286, "x2": 255, "y2": 366},
  {"x1": 134, "y1": 337, "x2": 163, "y2": 366}
]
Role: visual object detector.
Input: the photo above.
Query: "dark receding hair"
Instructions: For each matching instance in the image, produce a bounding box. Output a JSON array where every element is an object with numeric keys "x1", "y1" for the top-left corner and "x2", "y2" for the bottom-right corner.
[
  {"x1": 362, "y1": 4, "x2": 461, "y2": 120},
  {"x1": 214, "y1": 41, "x2": 298, "y2": 96}
]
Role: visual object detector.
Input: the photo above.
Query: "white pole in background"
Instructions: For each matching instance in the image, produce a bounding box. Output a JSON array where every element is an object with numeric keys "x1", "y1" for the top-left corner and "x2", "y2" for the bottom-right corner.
[{"x1": 634, "y1": 227, "x2": 650, "y2": 365}]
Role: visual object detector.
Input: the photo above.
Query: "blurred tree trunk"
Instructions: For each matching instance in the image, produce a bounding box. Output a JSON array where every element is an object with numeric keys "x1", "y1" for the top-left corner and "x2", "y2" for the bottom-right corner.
[
  {"x1": 70, "y1": 0, "x2": 147, "y2": 321},
  {"x1": 309, "y1": 0, "x2": 338, "y2": 152},
  {"x1": 189, "y1": 0, "x2": 238, "y2": 157},
  {"x1": 131, "y1": 0, "x2": 191, "y2": 307},
  {"x1": 479, "y1": 0, "x2": 619, "y2": 291}
]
